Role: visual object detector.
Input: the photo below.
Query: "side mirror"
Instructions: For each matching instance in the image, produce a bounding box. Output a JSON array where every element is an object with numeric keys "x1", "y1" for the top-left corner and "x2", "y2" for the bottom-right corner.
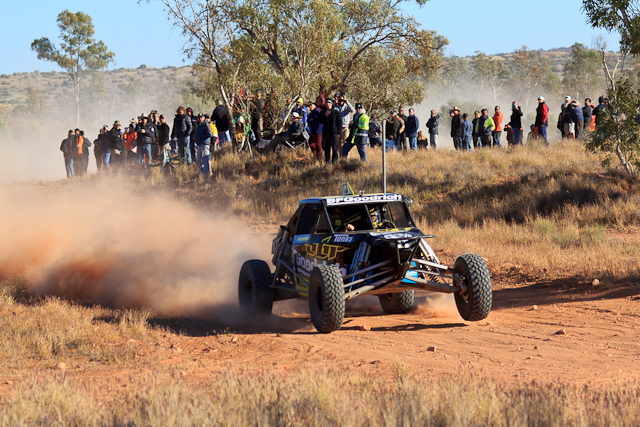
[{"x1": 405, "y1": 197, "x2": 413, "y2": 207}]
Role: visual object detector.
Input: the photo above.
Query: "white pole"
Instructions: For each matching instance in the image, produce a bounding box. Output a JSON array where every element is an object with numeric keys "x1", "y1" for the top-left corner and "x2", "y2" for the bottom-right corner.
[{"x1": 382, "y1": 118, "x2": 386, "y2": 194}]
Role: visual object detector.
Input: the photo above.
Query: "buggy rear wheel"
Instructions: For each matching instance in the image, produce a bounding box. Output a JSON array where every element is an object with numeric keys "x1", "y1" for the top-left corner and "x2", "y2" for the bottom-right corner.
[
  {"x1": 238, "y1": 260, "x2": 273, "y2": 314},
  {"x1": 309, "y1": 264, "x2": 345, "y2": 333},
  {"x1": 378, "y1": 290, "x2": 414, "y2": 314},
  {"x1": 453, "y1": 254, "x2": 492, "y2": 321}
]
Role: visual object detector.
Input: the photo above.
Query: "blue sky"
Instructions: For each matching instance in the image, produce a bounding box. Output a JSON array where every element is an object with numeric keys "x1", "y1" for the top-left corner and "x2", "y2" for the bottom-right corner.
[{"x1": 0, "y1": 0, "x2": 620, "y2": 75}]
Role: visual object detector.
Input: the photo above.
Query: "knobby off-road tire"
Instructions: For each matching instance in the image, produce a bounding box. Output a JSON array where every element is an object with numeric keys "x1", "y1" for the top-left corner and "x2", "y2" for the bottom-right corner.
[
  {"x1": 238, "y1": 260, "x2": 274, "y2": 315},
  {"x1": 309, "y1": 264, "x2": 345, "y2": 333},
  {"x1": 378, "y1": 290, "x2": 414, "y2": 314},
  {"x1": 453, "y1": 254, "x2": 492, "y2": 321}
]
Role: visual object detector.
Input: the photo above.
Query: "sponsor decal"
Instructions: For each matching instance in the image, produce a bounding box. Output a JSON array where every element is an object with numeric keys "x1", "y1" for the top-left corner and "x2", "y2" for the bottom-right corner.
[
  {"x1": 305, "y1": 244, "x2": 349, "y2": 260},
  {"x1": 381, "y1": 232, "x2": 415, "y2": 240},
  {"x1": 326, "y1": 194, "x2": 402, "y2": 205},
  {"x1": 333, "y1": 234, "x2": 353, "y2": 243},
  {"x1": 293, "y1": 235, "x2": 310, "y2": 244}
]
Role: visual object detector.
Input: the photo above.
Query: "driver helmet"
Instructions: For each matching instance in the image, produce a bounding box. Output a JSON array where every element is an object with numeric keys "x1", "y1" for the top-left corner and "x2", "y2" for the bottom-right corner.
[
  {"x1": 330, "y1": 211, "x2": 344, "y2": 229},
  {"x1": 369, "y1": 208, "x2": 381, "y2": 227}
]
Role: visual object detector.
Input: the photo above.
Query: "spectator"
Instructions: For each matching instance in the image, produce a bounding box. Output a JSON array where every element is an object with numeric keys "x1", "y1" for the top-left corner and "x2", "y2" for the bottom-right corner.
[
  {"x1": 195, "y1": 114, "x2": 213, "y2": 176},
  {"x1": 341, "y1": 103, "x2": 369, "y2": 161},
  {"x1": 563, "y1": 96, "x2": 575, "y2": 139},
  {"x1": 108, "y1": 120, "x2": 125, "y2": 170},
  {"x1": 334, "y1": 94, "x2": 354, "y2": 154},
  {"x1": 450, "y1": 107, "x2": 463, "y2": 150},
  {"x1": 94, "y1": 128, "x2": 106, "y2": 172},
  {"x1": 171, "y1": 106, "x2": 193, "y2": 163},
  {"x1": 60, "y1": 130, "x2": 74, "y2": 178},
  {"x1": 71, "y1": 129, "x2": 86, "y2": 176},
  {"x1": 136, "y1": 116, "x2": 155, "y2": 165},
  {"x1": 397, "y1": 107, "x2": 408, "y2": 151},
  {"x1": 307, "y1": 101, "x2": 324, "y2": 161},
  {"x1": 583, "y1": 98, "x2": 594, "y2": 132},
  {"x1": 593, "y1": 96, "x2": 607, "y2": 128},
  {"x1": 212, "y1": 100, "x2": 232, "y2": 147},
  {"x1": 386, "y1": 110, "x2": 401, "y2": 143},
  {"x1": 368, "y1": 114, "x2": 382, "y2": 148},
  {"x1": 262, "y1": 112, "x2": 305, "y2": 152},
  {"x1": 426, "y1": 110, "x2": 439, "y2": 149},
  {"x1": 472, "y1": 111, "x2": 481, "y2": 148},
  {"x1": 321, "y1": 99, "x2": 342, "y2": 165},
  {"x1": 492, "y1": 106, "x2": 503, "y2": 147},
  {"x1": 404, "y1": 108, "x2": 419, "y2": 151},
  {"x1": 461, "y1": 113, "x2": 473, "y2": 151},
  {"x1": 123, "y1": 123, "x2": 137, "y2": 165},
  {"x1": 570, "y1": 99, "x2": 584, "y2": 139},
  {"x1": 476, "y1": 109, "x2": 495, "y2": 148},
  {"x1": 535, "y1": 96, "x2": 550, "y2": 145},
  {"x1": 186, "y1": 108, "x2": 197, "y2": 162},
  {"x1": 294, "y1": 98, "x2": 308, "y2": 126},
  {"x1": 158, "y1": 115, "x2": 171, "y2": 167},
  {"x1": 81, "y1": 131, "x2": 90, "y2": 174},
  {"x1": 510, "y1": 102, "x2": 523, "y2": 145},
  {"x1": 249, "y1": 90, "x2": 265, "y2": 140}
]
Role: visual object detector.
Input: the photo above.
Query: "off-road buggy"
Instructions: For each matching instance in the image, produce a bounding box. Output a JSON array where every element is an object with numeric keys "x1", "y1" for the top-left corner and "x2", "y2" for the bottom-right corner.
[{"x1": 238, "y1": 187, "x2": 492, "y2": 333}]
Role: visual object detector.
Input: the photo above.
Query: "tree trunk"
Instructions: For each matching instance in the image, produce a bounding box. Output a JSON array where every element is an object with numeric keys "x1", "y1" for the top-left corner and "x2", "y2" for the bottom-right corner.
[
  {"x1": 616, "y1": 141, "x2": 635, "y2": 175},
  {"x1": 72, "y1": 73, "x2": 80, "y2": 127}
]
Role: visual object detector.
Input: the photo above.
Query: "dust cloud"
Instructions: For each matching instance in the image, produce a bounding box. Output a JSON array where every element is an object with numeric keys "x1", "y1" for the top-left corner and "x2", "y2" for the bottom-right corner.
[{"x1": 0, "y1": 180, "x2": 272, "y2": 322}]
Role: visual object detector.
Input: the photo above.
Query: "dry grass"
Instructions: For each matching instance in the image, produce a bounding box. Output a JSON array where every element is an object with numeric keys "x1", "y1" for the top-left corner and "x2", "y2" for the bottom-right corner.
[
  {"x1": 129, "y1": 140, "x2": 640, "y2": 281},
  {"x1": 0, "y1": 278, "x2": 160, "y2": 370},
  {"x1": 2, "y1": 366, "x2": 640, "y2": 426}
]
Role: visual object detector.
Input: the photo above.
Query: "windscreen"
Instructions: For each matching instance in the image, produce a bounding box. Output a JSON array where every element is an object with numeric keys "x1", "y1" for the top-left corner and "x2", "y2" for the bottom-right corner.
[{"x1": 327, "y1": 202, "x2": 413, "y2": 232}]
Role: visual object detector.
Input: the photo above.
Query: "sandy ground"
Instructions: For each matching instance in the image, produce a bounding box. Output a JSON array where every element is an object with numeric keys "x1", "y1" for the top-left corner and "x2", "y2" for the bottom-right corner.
[{"x1": 3, "y1": 264, "x2": 638, "y2": 398}]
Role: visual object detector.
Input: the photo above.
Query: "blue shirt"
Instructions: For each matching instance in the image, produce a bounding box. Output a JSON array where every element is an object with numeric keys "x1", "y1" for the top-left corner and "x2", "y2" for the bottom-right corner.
[{"x1": 461, "y1": 120, "x2": 473, "y2": 140}]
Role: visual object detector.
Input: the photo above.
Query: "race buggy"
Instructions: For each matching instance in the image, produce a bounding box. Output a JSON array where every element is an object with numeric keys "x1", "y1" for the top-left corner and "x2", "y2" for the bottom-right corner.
[{"x1": 238, "y1": 187, "x2": 492, "y2": 333}]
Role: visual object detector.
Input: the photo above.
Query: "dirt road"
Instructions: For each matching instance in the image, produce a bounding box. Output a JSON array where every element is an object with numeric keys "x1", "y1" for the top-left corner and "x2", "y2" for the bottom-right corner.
[{"x1": 14, "y1": 265, "x2": 635, "y2": 395}]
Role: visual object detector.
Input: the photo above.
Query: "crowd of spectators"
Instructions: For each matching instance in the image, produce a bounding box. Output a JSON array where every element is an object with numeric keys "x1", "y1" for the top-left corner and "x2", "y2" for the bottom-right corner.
[{"x1": 60, "y1": 92, "x2": 610, "y2": 178}]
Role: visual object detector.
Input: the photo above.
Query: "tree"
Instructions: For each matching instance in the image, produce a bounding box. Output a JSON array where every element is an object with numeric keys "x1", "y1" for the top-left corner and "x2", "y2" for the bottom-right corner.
[
  {"x1": 145, "y1": 0, "x2": 446, "y2": 132},
  {"x1": 585, "y1": 80, "x2": 640, "y2": 175},
  {"x1": 471, "y1": 52, "x2": 509, "y2": 104},
  {"x1": 31, "y1": 10, "x2": 114, "y2": 126},
  {"x1": 507, "y1": 47, "x2": 557, "y2": 107},
  {"x1": 582, "y1": 0, "x2": 640, "y2": 55},
  {"x1": 562, "y1": 43, "x2": 604, "y2": 101}
]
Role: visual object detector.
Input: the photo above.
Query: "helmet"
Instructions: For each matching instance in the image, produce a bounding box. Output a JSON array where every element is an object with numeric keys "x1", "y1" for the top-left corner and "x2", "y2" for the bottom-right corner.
[{"x1": 237, "y1": 116, "x2": 245, "y2": 124}]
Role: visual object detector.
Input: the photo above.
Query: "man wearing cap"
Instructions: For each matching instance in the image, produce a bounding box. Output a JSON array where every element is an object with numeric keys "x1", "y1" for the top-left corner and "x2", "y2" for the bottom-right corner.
[
  {"x1": 509, "y1": 102, "x2": 523, "y2": 145},
  {"x1": 262, "y1": 112, "x2": 305, "y2": 153},
  {"x1": 475, "y1": 109, "x2": 495, "y2": 148},
  {"x1": 333, "y1": 94, "x2": 355, "y2": 155},
  {"x1": 341, "y1": 103, "x2": 369, "y2": 161},
  {"x1": 593, "y1": 96, "x2": 607, "y2": 129},
  {"x1": 108, "y1": 120, "x2": 125, "y2": 171},
  {"x1": 562, "y1": 96, "x2": 575, "y2": 139},
  {"x1": 450, "y1": 107, "x2": 463, "y2": 150},
  {"x1": 535, "y1": 96, "x2": 550, "y2": 145},
  {"x1": 570, "y1": 98, "x2": 584, "y2": 139},
  {"x1": 321, "y1": 99, "x2": 342, "y2": 165}
]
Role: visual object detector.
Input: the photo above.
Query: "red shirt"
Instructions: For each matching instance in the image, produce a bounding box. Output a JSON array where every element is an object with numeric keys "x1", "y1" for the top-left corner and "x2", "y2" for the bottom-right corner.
[{"x1": 493, "y1": 112, "x2": 503, "y2": 132}]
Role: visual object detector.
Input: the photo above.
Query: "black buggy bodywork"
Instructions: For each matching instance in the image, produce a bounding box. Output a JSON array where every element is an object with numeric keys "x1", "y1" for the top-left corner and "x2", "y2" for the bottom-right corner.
[{"x1": 239, "y1": 192, "x2": 492, "y2": 333}]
